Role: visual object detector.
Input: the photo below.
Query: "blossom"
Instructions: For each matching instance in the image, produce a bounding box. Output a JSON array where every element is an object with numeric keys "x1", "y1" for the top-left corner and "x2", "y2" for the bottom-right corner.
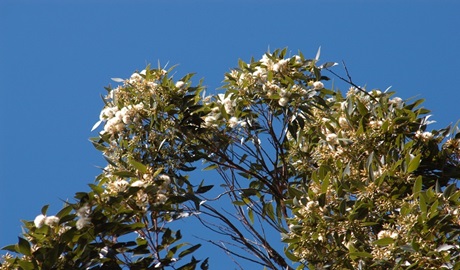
[
  {"x1": 112, "y1": 179, "x2": 129, "y2": 192},
  {"x1": 99, "y1": 106, "x2": 118, "y2": 121},
  {"x1": 369, "y1": 120, "x2": 383, "y2": 129},
  {"x1": 75, "y1": 205, "x2": 91, "y2": 230},
  {"x1": 278, "y1": 97, "x2": 289, "y2": 107},
  {"x1": 131, "y1": 180, "x2": 146, "y2": 188},
  {"x1": 158, "y1": 174, "x2": 171, "y2": 187},
  {"x1": 313, "y1": 81, "x2": 324, "y2": 90},
  {"x1": 228, "y1": 117, "x2": 239, "y2": 128},
  {"x1": 76, "y1": 204, "x2": 91, "y2": 218},
  {"x1": 76, "y1": 217, "x2": 91, "y2": 230},
  {"x1": 338, "y1": 117, "x2": 349, "y2": 129},
  {"x1": 217, "y1": 93, "x2": 235, "y2": 114},
  {"x1": 175, "y1": 81, "x2": 186, "y2": 89},
  {"x1": 273, "y1": 59, "x2": 288, "y2": 73},
  {"x1": 34, "y1": 214, "x2": 60, "y2": 228},
  {"x1": 415, "y1": 130, "x2": 433, "y2": 142},
  {"x1": 44, "y1": 216, "x2": 60, "y2": 227},
  {"x1": 306, "y1": 201, "x2": 318, "y2": 211},
  {"x1": 260, "y1": 53, "x2": 274, "y2": 70},
  {"x1": 326, "y1": 133, "x2": 338, "y2": 144},
  {"x1": 156, "y1": 193, "x2": 168, "y2": 203},
  {"x1": 203, "y1": 115, "x2": 217, "y2": 128},
  {"x1": 128, "y1": 73, "x2": 143, "y2": 84},
  {"x1": 389, "y1": 97, "x2": 403, "y2": 108},
  {"x1": 34, "y1": 214, "x2": 46, "y2": 228},
  {"x1": 377, "y1": 230, "x2": 398, "y2": 240}
]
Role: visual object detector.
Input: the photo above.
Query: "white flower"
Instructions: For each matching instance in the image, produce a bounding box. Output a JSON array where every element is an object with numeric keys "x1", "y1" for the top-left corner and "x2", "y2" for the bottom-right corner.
[
  {"x1": 278, "y1": 97, "x2": 289, "y2": 107},
  {"x1": 128, "y1": 73, "x2": 143, "y2": 84},
  {"x1": 175, "y1": 81, "x2": 186, "y2": 89},
  {"x1": 228, "y1": 117, "x2": 239, "y2": 128},
  {"x1": 44, "y1": 216, "x2": 60, "y2": 227},
  {"x1": 203, "y1": 115, "x2": 217, "y2": 127},
  {"x1": 279, "y1": 89, "x2": 289, "y2": 97},
  {"x1": 99, "y1": 106, "x2": 118, "y2": 121},
  {"x1": 158, "y1": 174, "x2": 171, "y2": 186},
  {"x1": 421, "y1": 131, "x2": 433, "y2": 140},
  {"x1": 338, "y1": 117, "x2": 349, "y2": 129},
  {"x1": 76, "y1": 204, "x2": 91, "y2": 218},
  {"x1": 217, "y1": 93, "x2": 235, "y2": 114},
  {"x1": 34, "y1": 214, "x2": 46, "y2": 228},
  {"x1": 389, "y1": 97, "x2": 403, "y2": 108},
  {"x1": 369, "y1": 120, "x2": 383, "y2": 129},
  {"x1": 76, "y1": 217, "x2": 91, "y2": 230},
  {"x1": 306, "y1": 201, "x2": 318, "y2": 211},
  {"x1": 273, "y1": 59, "x2": 288, "y2": 72},
  {"x1": 113, "y1": 179, "x2": 129, "y2": 192},
  {"x1": 99, "y1": 246, "x2": 109, "y2": 259},
  {"x1": 252, "y1": 66, "x2": 267, "y2": 79},
  {"x1": 58, "y1": 226, "x2": 72, "y2": 235},
  {"x1": 260, "y1": 54, "x2": 274, "y2": 70},
  {"x1": 415, "y1": 130, "x2": 434, "y2": 141},
  {"x1": 136, "y1": 191, "x2": 149, "y2": 208},
  {"x1": 131, "y1": 180, "x2": 146, "y2": 188},
  {"x1": 371, "y1": 89, "x2": 382, "y2": 96},
  {"x1": 156, "y1": 193, "x2": 168, "y2": 204},
  {"x1": 292, "y1": 55, "x2": 302, "y2": 63},
  {"x1": 326, "y1": 133, "x2": 338, "y2": 144},
  {"x1": 377, "y1": 230, "x2": 398, "y2": 239},
  {"x1": 313, "y1": 81, "x2": 324, "y2": 90}
]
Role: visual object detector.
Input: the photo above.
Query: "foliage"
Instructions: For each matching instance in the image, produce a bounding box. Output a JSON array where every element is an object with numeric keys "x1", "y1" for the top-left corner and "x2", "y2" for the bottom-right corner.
[{"x1": 2, "y1": 48, "x2": 460, "y2": 270}]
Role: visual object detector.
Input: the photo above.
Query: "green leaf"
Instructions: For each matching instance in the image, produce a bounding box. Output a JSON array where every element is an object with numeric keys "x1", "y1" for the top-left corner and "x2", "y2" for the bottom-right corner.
[
  {"x1": 419, "y1": 193, "x2": 427, "y2": 214},
  {"x1": 128, "y1": 158, "x2": 147, "y2": 174},
  {"x1": 373, "y1": 237, "x2": 395, "y2": 246},
  {"x1": 202, "y1": 164, "x2": 218, "y2": 171},
  {"x1": 284, "y1": 249, "x2": 299, "y2": 262},
  {"x1": 1, "y1": 244, "x2": 18, "y2": 253},
  {"x1": 17, "y1": 237, "x2": 31, "y2": 256},
  {"x1": 112, "y1": 171, "x2": 136, "y2": 177},
  {"x1": 178, "y1": 244, "x2": 201, "y2": 258},
  {"x1": 195, "y1": 185, "x2": 213, "y2": 194},
  {"x1": 200, "y1": 258, "x2": 209, "y2": 270},
  {"x1": 17, "y1": 260, "x2": 35, "y2": 270},
  {"x1": 41, "y1": 205, "x2": 49, "y2": 215},
  {"x1": 443, "y1": 183, "x2": 457, "y2": 199},
  {"x1": 89, "y1": 183, "x2": 104, "y2": 194},
  {"x1": 56, "y1": 205, "x2": 73, "y2": 219},
  {"x1": 349, "y1": 251, "x2": 373, "y2": 260},
  {"x1": 232, "y1": 200, "x2": 247, "y2": 206},
  {"x1": 413, "y1": 176, "x2": 422, "y2": 197},
  {"x1": 407, "y1": 154, "x2": 421, "y2": 173},
  {"x1": 248, "y1": 208, "x2": 254, "y2": 224},
  {"x1": 321, "y1": 174, "x2": 330, "y2": 193}
]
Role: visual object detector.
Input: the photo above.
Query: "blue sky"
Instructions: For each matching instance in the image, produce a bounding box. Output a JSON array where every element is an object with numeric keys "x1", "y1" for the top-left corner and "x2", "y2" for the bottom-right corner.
[{"x1": 1, "y1": 1, "x2": 460, "y2": 268}]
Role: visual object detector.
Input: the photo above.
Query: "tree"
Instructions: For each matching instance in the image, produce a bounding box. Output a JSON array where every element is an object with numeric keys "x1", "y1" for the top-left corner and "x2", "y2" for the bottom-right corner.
[{"x1": 1, "y1": 48, "x2": 460, "y2": 270}]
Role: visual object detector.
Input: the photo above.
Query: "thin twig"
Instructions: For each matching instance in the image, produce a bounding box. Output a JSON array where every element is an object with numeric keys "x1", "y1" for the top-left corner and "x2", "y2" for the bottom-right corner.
[{"x1": 325, "y1": 61, "x2": 378, "y2": 102}]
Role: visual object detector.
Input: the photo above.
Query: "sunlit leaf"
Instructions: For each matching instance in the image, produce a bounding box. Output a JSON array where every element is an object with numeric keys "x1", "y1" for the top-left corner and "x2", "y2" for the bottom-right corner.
[
  {"x1": 373, "y1": 237, "x2": 395, "y2": 246},
  {"x1": 407, "y1": 154, "x2": 421, "y2": 173}
]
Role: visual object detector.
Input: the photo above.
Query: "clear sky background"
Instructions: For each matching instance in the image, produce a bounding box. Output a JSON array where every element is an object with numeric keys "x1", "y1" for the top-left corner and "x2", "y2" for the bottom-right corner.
[{"x1": 1, "y1": 1, "x2": 460, "y2": 268}]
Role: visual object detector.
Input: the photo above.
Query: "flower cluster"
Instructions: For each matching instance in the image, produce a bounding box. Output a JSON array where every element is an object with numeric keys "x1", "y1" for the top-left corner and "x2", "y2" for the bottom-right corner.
[
  {"x1": 99, "y1": 104, "x2": 143, "y2": 135},
  {"x1": 3, "y1": 49, "x2": 460, "y2": 270},
  {"x1": 224, "y1": 50, "x2": 320, "y2": 109},
  {"x1": 33, "y1": 214, "x2": 60, "y2": 228},
  {"x1": 284, "y1": 84, "x2": 460, "y2": 269},
  {"x1": 76, "y1": 204, "x2": 91, "y2": 230}
]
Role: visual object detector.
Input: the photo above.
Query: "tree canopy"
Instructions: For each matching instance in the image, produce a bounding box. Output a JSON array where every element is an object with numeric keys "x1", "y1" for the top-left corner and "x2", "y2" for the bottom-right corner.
[{"x1": 2, "y1": 48, "x2": 460, "y2": 270}]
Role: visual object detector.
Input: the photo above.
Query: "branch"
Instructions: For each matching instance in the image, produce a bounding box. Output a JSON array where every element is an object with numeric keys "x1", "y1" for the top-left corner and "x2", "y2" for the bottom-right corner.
[{"x1": 324, "y1": 61, "x2": 378, "y2": 102}]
